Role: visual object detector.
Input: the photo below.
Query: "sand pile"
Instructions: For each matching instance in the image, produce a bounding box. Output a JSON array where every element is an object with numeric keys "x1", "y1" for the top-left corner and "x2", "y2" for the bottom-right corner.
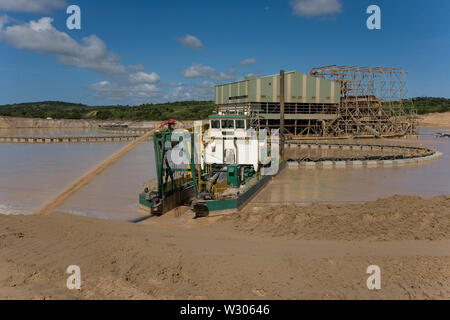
[
  {"x1": 221, "y1": 195, "x2": 450, "y2": 241},
  {"x1": 1, "y1": 195, "x2": 449, "y2": 299},
  {"x1": 419, "y1": 112, "x2": 450, "y2": 128}
]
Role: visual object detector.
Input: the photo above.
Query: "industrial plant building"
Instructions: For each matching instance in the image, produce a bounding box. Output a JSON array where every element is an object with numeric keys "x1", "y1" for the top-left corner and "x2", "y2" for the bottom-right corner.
[{"x1": 215, "y1": 66, "x2": 416, "y2": 137}]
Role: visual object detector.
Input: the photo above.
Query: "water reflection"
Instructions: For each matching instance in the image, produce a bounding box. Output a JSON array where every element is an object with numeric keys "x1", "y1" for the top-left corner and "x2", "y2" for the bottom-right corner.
[
  {"x1": 254, "y1": 128, "x2": 449, "y2": 205},
  {"x1": 59, "y1": 142, "x2": 155, "y2": 221},
  {"x1": 0, "y1": 142, "x2": 127, "y2": 215}
]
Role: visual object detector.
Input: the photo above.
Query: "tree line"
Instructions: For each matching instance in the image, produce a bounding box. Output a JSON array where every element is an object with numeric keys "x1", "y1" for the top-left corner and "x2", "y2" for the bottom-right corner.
[
  {"x1": 0, "y1": 101, "x2": 216, "y2": 121},
  {"x1": 0, "y1": 98, "x2": 448, "y2": 121}
]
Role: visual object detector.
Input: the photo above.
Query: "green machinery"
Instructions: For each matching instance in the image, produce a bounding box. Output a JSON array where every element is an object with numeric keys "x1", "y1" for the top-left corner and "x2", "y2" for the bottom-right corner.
[
  {"x1": 139, "y1": 120, "x2": 199, "y2": 215},
  {"x1": 139, "y1": 118, "x2": 284, "y2": 217},
  {"x1": 226, "y1": 165, "x2": 256, "y2": 188}
]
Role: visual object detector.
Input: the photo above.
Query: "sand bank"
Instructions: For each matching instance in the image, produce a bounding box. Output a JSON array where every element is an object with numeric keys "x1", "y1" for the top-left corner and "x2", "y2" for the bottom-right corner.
[
  {"x1": 222, "y1": 195, "x2": 450, "y2": 241},
  {"x1": 0, "y1": 116, "x2": 161, "y2": 129},
  {"x1": 418, "y1": 112, "x2": 450, "y2": 129}
]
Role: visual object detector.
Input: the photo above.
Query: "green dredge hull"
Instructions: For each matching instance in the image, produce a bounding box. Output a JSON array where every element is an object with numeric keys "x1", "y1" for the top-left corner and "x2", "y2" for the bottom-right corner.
[
  {"x1": 138, "y1": 123, "x2": 286, "y2": 218},
  {"x1": 191, "y1": 161, "x2": 286, "y2": 217},
  {"x1": 139, "y1": 184, "x2": 194, "y2": 214},
  {"x1": 139, "y1": 161, "x2": 286, "y2": 217}
]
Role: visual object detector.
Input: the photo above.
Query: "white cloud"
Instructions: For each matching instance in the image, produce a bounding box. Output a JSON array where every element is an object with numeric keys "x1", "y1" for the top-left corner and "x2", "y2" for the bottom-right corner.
[
  {"x1": 164, "y1": 81, "x2": 184, "y2": 87},
  {"x1": 90, "y1": 78, "x2": 215, "y2": 104},
  {"x1": 177, "y1": 34, "x2": 203, "y2": 50},
  {"x1": 132, "y1": 83, "x2": 162, "y2": 97},
  {"x1": 170, "y1": 81, "x2": 215, "y2": 101},
  {"x1": 0, "y1": 14, "x2": 9, "y2": 29},
  {"x1": 181, "y1": 64, "x2": 235, "y2": 81},
  {"x1": 128, "y1": 71, "x2": 160, "y2": 84},
  {"x1": 90, "y1": 80, "x2": 163, "y2": 104},
  {"x1": 0, "y1": 0, "x2": 67, "y2": 13},
  {"x1": 127, "y1": 64, "x2": 145, "y2": 72},
  {"x1": 0, "y1": 17, "x2": 126, "y2": 74},
  {"x1": 290, "y1": 0, "x2": 342, "y2": 17},
  {"x1": 239, "y1": 58, "x2": 258, "y2": 66}
]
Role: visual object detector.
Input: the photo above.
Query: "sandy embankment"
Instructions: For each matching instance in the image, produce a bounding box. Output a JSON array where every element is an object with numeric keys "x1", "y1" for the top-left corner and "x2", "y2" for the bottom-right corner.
[
  {"x1": 222, "y1": 195, "x2": 450, "y2": 241},
  {"x1": 0, "y1": 116, "x2": 161, "y2": 129},
  {"x1": 0, "y1": 195, "x2": 449, "y2": 300},
  {"x1": 0, "y1": 116, "x2": 185, "y2": 130},
  {"x1": 0, "y1": 116, "x2": 101, "y2": 129},
  {"x1": 418, "y1": 112, "x2": 450, "y2": 129}
]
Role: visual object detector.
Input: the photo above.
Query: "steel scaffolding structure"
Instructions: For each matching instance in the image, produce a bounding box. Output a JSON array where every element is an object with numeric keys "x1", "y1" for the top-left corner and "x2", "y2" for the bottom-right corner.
[
  {"x1": 215, "y1": 66, "x2": 416, "y2": 137},
  {"x1": 309, "y1": 65, "x2": 416, "y2": 137}
]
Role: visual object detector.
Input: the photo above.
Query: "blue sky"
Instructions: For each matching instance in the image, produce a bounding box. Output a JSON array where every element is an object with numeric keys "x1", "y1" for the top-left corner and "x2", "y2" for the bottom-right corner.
[{"x1": 0, "y1": 0, "x2": 449, "y2": 105}]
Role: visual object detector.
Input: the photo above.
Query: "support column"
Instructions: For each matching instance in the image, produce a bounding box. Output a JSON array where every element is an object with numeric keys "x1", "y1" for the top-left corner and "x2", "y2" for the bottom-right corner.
[{"x1": 280, "y1": 70, "x2": 285, "y2": 155}]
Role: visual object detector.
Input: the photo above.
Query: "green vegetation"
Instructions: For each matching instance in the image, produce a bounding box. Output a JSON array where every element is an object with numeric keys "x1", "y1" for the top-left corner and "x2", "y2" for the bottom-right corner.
[
  {"x1": 0, "y1": 97, "x2": 448, "y2": 121},
  {"x1": 403, "y1": 97, "x2": 450, "y2": 115},
  {"x1": 0, "y1": 101, "x2": 216, "y2": 121}
]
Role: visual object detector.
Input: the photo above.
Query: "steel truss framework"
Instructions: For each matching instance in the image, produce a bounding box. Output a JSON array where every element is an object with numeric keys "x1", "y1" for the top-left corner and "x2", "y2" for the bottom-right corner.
[
  {"x1": 309, "y1": 65, "x2": 416, "y2": 137},
  {"x1": 217, "y1": 66, "x2": 416, "y2": 137}
]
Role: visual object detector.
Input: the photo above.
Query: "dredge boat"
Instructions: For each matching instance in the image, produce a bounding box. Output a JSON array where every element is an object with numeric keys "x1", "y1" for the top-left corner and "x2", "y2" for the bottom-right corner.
[{"x1": 139, "y1": 115, "x2": 285, "y2": 217}]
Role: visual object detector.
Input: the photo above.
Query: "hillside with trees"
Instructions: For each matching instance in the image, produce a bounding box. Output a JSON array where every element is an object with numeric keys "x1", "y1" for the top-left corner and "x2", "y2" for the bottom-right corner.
[
  {"x1": 0, "y1": 97, "x2": 448, "y2": 121},
  {"x1": 0, "y1": 101, "x2": 216, "y2": 121}
]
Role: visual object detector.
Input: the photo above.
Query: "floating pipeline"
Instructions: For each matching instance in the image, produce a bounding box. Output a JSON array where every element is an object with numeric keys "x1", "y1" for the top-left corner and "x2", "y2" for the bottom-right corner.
[
  {"x1": 285, "y1": 142, "x2": 436, "y2": 162},
  {"x1": 287, "y1": 152, "x2": 436, "y2": 162},
  {"x1": 435, "y1": 132, "x2": 450, "y2": 138}
]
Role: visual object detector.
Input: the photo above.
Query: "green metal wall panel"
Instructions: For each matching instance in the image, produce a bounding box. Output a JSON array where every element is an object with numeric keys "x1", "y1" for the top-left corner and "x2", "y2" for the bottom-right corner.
[
  {"x1": 333, "y1": 82, "x2": 340, "y2": 104},
  {"x1": 247, "y1": 77, "x2": 256, "y2": 102},
  {"x1": 215, "y1": 70, "x2": 341, "y2": 105},
  {"x1": 260, "y1": 76, "x2": 273, "y2": 102},
  {"x1": 231, "y1": 82, "x2": 237, "y2": 99},
  {"x1": 216, "y1": 86, "x2": 220, "y2": 104},
  {"x1": 289, "y1": 71, "x2": 301, "y2": 102},
  {"x1": 306, "y1": 75, "x2": 316, "y2": 103},
  {"x1": 320, "y1": 79, "x2": 331, "y2": 104}
]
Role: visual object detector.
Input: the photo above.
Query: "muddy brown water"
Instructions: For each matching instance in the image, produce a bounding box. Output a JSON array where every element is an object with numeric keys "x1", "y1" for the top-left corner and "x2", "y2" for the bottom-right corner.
[
  {"x1": 0, "y1": 128, "x2": 448, "y2": 220},
  {"x1": 254, "y1": 128, "x2": 450, "y2": 206},
  {"x1": 33, "y1": 129, "x2": 156, "y2": 216}
]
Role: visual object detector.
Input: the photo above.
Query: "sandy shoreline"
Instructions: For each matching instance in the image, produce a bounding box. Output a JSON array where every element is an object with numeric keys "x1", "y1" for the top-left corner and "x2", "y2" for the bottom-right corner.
[
  {"x1": 0, "y1": 194, "x2": 449, "y2": 300},
  {"x1": 0, "y1": 116, "x2": 161, "y2": 129},
  {"x1": 418, "y1": 112, "x2": 450, "y2": 129}
]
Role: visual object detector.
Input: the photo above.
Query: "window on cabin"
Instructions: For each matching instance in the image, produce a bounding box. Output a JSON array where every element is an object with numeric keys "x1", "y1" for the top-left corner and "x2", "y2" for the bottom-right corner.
[
  {"x1": 221, "y1": 120, "x2": 234, "y2": 129},
  {"x1": 211, "y1": 120, "x2": 220, "y2": 129},
  {"x1": 235, "y1": 119, "x2": 245, "y2": 129}
]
